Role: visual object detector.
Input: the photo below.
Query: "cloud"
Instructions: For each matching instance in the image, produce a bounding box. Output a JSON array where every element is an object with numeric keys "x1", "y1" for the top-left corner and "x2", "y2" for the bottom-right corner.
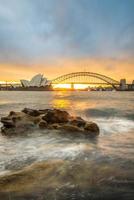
[{"x1": 0, "y1": 0, "x2": 134, "y2": 65}]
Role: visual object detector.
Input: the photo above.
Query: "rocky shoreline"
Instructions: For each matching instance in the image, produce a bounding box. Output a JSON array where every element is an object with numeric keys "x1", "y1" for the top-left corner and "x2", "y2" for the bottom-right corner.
[
  {"x1": 0, "y1": 159, "x2": 133, "y2": 200},
  {"x1": 1, "y1": 108, "x2": 99, "y2": 137},
  {"x1": 0, "y1": 109, "x2": 134, "y2": 200},
  {"x1": 0, "y1": 108, "x2": 100, "y2": 198}
]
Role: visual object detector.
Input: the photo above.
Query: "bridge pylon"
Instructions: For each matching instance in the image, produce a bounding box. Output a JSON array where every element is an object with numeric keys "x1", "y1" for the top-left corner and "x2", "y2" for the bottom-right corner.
[{"x1": 71, "y1": 83, "x2": 74, "y2": 90}]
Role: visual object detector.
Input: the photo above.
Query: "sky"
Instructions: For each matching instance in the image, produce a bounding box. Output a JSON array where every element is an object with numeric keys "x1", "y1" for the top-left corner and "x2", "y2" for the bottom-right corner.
[{"x1": 0, "y1": 0, "x2": 134, "y2": 82}]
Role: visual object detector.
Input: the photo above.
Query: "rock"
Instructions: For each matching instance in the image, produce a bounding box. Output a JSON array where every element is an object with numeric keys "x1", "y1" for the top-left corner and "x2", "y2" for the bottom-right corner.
[
  {"x1": 49, "y1": 123, "x2": 61, "y2": 129},
  {"x1": 42, "y1": 109, "x2": 70, "y2": 123},
  {"x1": 22, "y1": 108, "x2": 40, "y2": 117},
  {"x1": 0, "y1": 108, "x2": 100, "y2": 137},
  {"x1": 84, "y1": 122, "x2": 100, "y2": 136},
  {"x1": 9, "y1": 111, "x2": 17, "y2": 116},
  {"x1": 1, "y1": 117, "x2": 15, "y2": 128},
  {"x1": 38, "y1": 120, "x2": 47, "y2": 129},
  {"x1": 1, "y1": 123, "x2": 35, "y2": 136},
  {"x1": 38, "y1": 109, "x2": 51, "y2": 114},
  {"x1": 69, "y1": 116, "x2": 86, "y2": 127},
  {"x1": 1, "y1": 111, "x2": 37, "y2": 135},
  {"x1": 60, "y1": 124, "x2": 82, "y2": 132},
  {"x1": 33, "y1": 117, "x2": 41, "y2": 124}
]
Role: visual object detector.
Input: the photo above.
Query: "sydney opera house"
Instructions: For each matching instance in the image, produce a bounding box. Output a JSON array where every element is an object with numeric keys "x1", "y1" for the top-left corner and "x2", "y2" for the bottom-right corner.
[
  {"x1": 20, "y1": 74, "x2": 51, "y2": 88},
  {"x1": 0, "y1": 74, "x2": 52, "y2": 91}
]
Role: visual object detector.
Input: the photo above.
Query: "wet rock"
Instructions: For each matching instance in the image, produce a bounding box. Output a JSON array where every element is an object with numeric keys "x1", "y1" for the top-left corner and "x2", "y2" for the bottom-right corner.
[
  {"x1": 1, "y1": 111, "x2": 37, "y2": 135},
  {"x1": 9, "y1": 111, "x2": 16, "y2": 116},
  {"x1": 0, "y1": 108, "x2": 100, "y2": 137},
  {"x1": 70, "y1": 116, "x2": 86, "y2": 127},
  {"x1": 49, "y1": 123, "x2": 62, "y2": 129},
  {"x1": 60, "y1": 124, "x2": 82, "y2": 132},
  {"x1": 42, "y1": 109, "x2": 70, "y2": 123},
  {"x1": 33, "y1": 117, "x2": 41, "y2": 124},
  {"x1": 1, "y1": 123, "x2": 35, "y2": 136},
  {"x1": 38, "y1": 120, "x2": 47, "y2": 129},
  {"x1": 22, "y1": 108, "x2": 40, "y2": 117},
  {"x1": 1, "y1": 117, "x2": 15, "y2": 128},
  {"x1": 84, "y1": 122, "x2": 100, "y2": 136},
  {"x1": 38, "y1": 109, "x2": 51, "y2": 114}
]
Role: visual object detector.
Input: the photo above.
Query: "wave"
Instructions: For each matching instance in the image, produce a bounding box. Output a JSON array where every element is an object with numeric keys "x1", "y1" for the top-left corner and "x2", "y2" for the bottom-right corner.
[
  {"x1": 95, "y1": 118, "x2": 134, "y2": 134},
  {"x1": 84, "y1": 108, "x2": 134, "y2": 120}
]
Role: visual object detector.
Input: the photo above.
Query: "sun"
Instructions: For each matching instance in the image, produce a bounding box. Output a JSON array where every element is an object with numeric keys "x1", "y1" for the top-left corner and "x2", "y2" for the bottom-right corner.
[{"x1": 53, "y1": 84, "x2": 89, "y2": 90}]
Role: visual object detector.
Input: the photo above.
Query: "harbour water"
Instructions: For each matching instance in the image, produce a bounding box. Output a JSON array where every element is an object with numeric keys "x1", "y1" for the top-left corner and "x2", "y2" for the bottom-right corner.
[{"x1": 0, "y1": 91, "x2": 134, "y2": 199}]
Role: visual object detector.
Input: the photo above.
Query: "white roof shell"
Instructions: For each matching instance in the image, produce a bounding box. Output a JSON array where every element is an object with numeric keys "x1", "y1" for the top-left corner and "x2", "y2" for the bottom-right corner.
[
  {"x1": 30, "y1": 74, "x2": 43, "y2": 87},
  {"x1": 20, "y1": 80, "x2": 30, "y2": 87},
  {"x1": 20, "y1": 74, "x2": 50, "y2": 87},
  {"x1": 40, "y1": 78, "x2": 47, "y2": 86}
]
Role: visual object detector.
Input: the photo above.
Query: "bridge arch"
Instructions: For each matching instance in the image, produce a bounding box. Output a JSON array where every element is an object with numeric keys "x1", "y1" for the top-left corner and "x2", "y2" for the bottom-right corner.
[{"x1": 52, "y1": 72, "x2": 119, "y2": 88}]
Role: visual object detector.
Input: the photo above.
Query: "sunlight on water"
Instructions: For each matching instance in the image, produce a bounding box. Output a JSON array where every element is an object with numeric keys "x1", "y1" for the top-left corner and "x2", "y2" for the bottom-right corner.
[{"x1": 52, "y1": 99, "x2": 71, "y2": 109}]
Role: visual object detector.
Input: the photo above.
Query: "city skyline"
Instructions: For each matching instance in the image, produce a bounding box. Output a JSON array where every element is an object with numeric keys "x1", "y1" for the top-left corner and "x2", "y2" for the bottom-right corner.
[{"x1": 0, "y1": 0, "x2": 134, "y2": 82}]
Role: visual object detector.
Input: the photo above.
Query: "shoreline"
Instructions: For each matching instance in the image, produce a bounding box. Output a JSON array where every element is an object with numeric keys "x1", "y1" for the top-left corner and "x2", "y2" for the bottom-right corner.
[
  {"x1": 0, "y1": 159, "x2": 133, "y2": 200},
  {"x1": 0, "y1": 89, "x2": 134, "y2": 91}
]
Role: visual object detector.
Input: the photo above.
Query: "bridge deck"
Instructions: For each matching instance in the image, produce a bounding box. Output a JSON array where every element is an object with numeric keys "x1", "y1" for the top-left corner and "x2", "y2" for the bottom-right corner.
[{"x1": 52, "y1": 82, "x2": 119, "y2": 85}]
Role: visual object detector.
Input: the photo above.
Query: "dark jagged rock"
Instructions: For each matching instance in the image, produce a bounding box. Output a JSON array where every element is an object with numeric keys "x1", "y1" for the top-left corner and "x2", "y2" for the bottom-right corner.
[
  {"x1": 69, "y1": 116, "x2": 86, "y2": 127},
  {"x1": 59, "y1": 124, "x2": 82, "y2": 132},
  {"x1": 0, "y1": 108, "x2": 100, "y2": 137},
  {"x1": 48, "y1": 123, "x2": 61, "y2": 129},
  {"x1": 22, "y1": 108, "x2": 40, "y2": 117},
  {"x1": 42, "y1": 109, "x2": 70, "y2": 123},
  {"x1": 38, "y1": 109, "x2": 51, "y2": 114},
  {"x1": 38, "y1": 120, "x2": 47, "y2": 129},
  {"x1": 1, "y1": 117, "x2": 15, "y2": 128},
  {"x1": 84, "y1": 122, "x2": 99, "y2": 136}
]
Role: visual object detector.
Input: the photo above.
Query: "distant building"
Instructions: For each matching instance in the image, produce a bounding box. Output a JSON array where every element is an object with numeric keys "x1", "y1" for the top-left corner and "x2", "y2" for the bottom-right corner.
[
  {"x1": 120, "y1": 79, "x2": 127, "y2": 90},
  {"x1": 20, "y1": 74, "x2": 51, "y2": 87},
  {"x1": 119, "y1": 79, "x2": 134, "y2": 91},
  {"x1": 127, "y1": 80, "x2": 134, "y2": 91}
]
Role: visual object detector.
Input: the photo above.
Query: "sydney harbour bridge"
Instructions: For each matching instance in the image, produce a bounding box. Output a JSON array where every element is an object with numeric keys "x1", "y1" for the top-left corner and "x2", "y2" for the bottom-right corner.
[
  {"x1": 0, "y1": 72, "x2": 121, "y2": 90},
  {"x1": 52, "y1": 72, "x2": 120, "y2": 89}
]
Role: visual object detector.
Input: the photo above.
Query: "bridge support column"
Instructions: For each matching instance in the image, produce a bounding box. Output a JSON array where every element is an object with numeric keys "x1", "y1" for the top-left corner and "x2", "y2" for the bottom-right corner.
[{"x1": 71, "y1": 83, "x2": 74, "y2": 90}]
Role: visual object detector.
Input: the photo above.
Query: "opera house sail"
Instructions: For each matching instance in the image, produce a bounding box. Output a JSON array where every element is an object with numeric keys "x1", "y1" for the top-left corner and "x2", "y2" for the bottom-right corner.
[
  {"x1": 20, "y1": 74, "x2": 50, "y2": 88},
  {"x1": 20, "y1": 80, "x2": 30, "y2": 87}
]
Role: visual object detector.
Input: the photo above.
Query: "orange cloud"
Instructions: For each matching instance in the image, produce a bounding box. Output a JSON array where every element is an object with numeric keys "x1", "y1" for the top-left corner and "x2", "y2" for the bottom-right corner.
[{"x1": 0, "y1": 57, "x2": 134, "y2": 83}]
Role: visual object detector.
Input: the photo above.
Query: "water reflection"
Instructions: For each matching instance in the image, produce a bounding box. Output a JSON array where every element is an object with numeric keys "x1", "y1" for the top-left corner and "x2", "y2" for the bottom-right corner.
[
  {"x1": 52, "y1": 99, "x2": 72, "y2": 109},
  {"x1": 52, "y1": 91, "x2": 96, "y2": 117}
]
